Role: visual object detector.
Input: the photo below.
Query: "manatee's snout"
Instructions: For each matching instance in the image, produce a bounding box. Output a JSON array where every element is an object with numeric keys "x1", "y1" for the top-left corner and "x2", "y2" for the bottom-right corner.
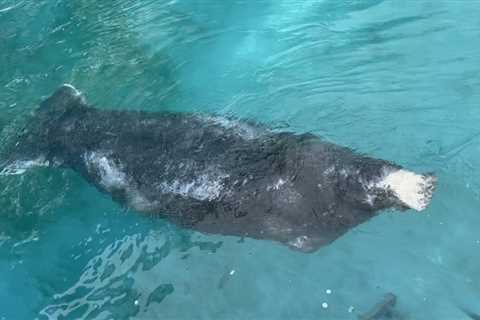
[{"x1": 379, "y1": 170, "x2": 437, "y2": 211}]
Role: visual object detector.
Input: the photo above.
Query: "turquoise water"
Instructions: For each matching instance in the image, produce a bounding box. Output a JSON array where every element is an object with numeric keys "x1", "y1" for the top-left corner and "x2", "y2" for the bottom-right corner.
[{"x1": 1, "y1": 0, "x2": 480, "y2": 319}]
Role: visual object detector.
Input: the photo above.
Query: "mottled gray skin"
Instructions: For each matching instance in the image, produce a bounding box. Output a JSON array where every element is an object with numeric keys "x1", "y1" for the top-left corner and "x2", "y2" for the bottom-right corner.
[{"x1": 6, "y1": 86, "x2": 408, "y2": 252}]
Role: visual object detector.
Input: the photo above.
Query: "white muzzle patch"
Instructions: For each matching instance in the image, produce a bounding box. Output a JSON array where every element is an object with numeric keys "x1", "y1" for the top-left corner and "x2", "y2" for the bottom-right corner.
[{"x1": 377, "y1": 169, "x2": 436, "y2": 211}]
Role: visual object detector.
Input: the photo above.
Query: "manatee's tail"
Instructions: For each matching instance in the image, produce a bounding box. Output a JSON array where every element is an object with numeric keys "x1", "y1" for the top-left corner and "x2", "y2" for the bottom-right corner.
[
  {"x1": 459, "y1": 307, "x2": 480, "y2": 320},
  {"x1": 0, "y1": 84, "x2": 86, "y2": 175}
]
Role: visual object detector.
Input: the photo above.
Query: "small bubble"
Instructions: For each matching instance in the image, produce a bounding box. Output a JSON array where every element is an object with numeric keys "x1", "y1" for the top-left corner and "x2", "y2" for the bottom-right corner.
[
  {"x1": 229, "y1": 270, "x2": 236, "y2": 276},
  {"x1": 326, "y1": 289, "x2": 332, "y2": 295},
  {"x1": 348, "y1": 306, "x2": 354, "y2": 313},
  {"x1": 134, "y1": 300, "x2": 139, "y2": 306},
  {"x1": 322, "y1": 302, "x2": 328, "y2": 309}
]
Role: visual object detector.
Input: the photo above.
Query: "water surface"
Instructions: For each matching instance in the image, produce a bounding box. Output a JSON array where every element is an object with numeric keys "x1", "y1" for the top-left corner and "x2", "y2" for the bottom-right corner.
[{"x1": 1, "y1": 0, "x2": 480, "y2": 319}]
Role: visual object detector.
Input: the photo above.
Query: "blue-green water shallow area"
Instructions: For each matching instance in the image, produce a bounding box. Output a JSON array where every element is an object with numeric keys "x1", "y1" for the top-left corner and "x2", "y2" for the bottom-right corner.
[{"x1": 1, "y1": 0, "x2": 480, "y2": 319}]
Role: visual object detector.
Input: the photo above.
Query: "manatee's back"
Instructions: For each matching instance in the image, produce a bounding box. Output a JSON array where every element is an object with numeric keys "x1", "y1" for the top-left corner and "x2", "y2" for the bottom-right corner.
[{"x1": 39, "y1": 89, "x2": 272, "y2": 224}]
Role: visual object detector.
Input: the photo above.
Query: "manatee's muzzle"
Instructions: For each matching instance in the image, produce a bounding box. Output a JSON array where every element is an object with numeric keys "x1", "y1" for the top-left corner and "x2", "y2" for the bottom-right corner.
[{"x1": 377, "y1": 169, "x2": 437, "y2": 211}]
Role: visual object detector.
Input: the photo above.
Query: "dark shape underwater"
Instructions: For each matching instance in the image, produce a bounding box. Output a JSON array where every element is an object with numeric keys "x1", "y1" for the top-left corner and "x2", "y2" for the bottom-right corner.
[{"x1": 1, "y1": 85, "x2": 437, "y2": 252}]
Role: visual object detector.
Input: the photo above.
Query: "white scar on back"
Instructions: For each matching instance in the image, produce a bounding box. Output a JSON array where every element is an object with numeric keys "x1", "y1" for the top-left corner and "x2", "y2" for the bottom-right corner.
[{"x1": 377, "y1": 169, "x2": 436, "y2": 211}]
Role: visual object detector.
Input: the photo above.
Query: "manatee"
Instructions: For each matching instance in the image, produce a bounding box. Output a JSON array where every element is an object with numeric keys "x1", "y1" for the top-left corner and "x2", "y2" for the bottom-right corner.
[{"x1": 1, "y1": 85, "x2": 436, "y2": 252}]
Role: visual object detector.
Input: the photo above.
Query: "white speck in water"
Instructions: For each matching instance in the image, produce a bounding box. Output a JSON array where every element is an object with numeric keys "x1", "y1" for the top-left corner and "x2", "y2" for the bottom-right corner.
[
  {"x1": 322, "y1": 302, "x2": 328, "y2": 309},
  {"x1": 134, "y1": 300, "x2": 139, "y2": 306},
  {"x1": 229, "y1": 270, "x2": 236, "y2": 276},
  {"x1": 326, "y1": 289, "x2": 332, "y2": 295},
  {"x1": 348, "y1": 306, "x2": 355, "y2": 313}
]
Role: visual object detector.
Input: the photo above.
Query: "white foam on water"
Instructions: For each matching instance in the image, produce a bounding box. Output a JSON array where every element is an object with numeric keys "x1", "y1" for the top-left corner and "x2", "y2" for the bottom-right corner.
[
  {"x1": 83, "y1": 151, "x2": 159, "y2": 211},
  {"x1": 127, "y1": 189, "x2": 158, "y2": 212},
  {"x1": 0, "y1": 1, "x2": 24, "y2": 13},
  {"x1": 205, "y1": 116, "x2": 262, "y2": 140},
  {"x1": 62, "y1": 83, "x2": 87, "y2": 105},
  {"x1": 323, "y1": 166, "x2": 335, "y2": 176},
  {"x1": 288, "y1": 235, "x2": 309, "y2": 249},
  {"x1": 364, "y1": 193, "x2": 377, "y2": 206},
  {"x1": 267, "y1": 178, "x2": 286, "y2": 191},
  {"x1": 62, "y1": 83, "x2": 82, "y2": 97},
  {"x1": 159, "y1": 173, "x2": 229, "y2": 201},
  {"x1": 0, "y1": 158, "x2": 49, "y2": 175},
  {"x1": 83, "y1": 152, "x2": 127, "y2": 190}
]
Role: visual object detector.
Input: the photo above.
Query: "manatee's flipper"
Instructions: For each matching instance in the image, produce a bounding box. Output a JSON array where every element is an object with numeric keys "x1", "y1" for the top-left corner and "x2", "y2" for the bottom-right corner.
[
  {"x1": 0, "y1": 84, "x2": 85, "y2": 174},
  {"x1": 359, "y1": 293, "x2": 398, "y2": 320},
  {"x1": 459, "y1": 307, "x2": 480, "y2": 320}
]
